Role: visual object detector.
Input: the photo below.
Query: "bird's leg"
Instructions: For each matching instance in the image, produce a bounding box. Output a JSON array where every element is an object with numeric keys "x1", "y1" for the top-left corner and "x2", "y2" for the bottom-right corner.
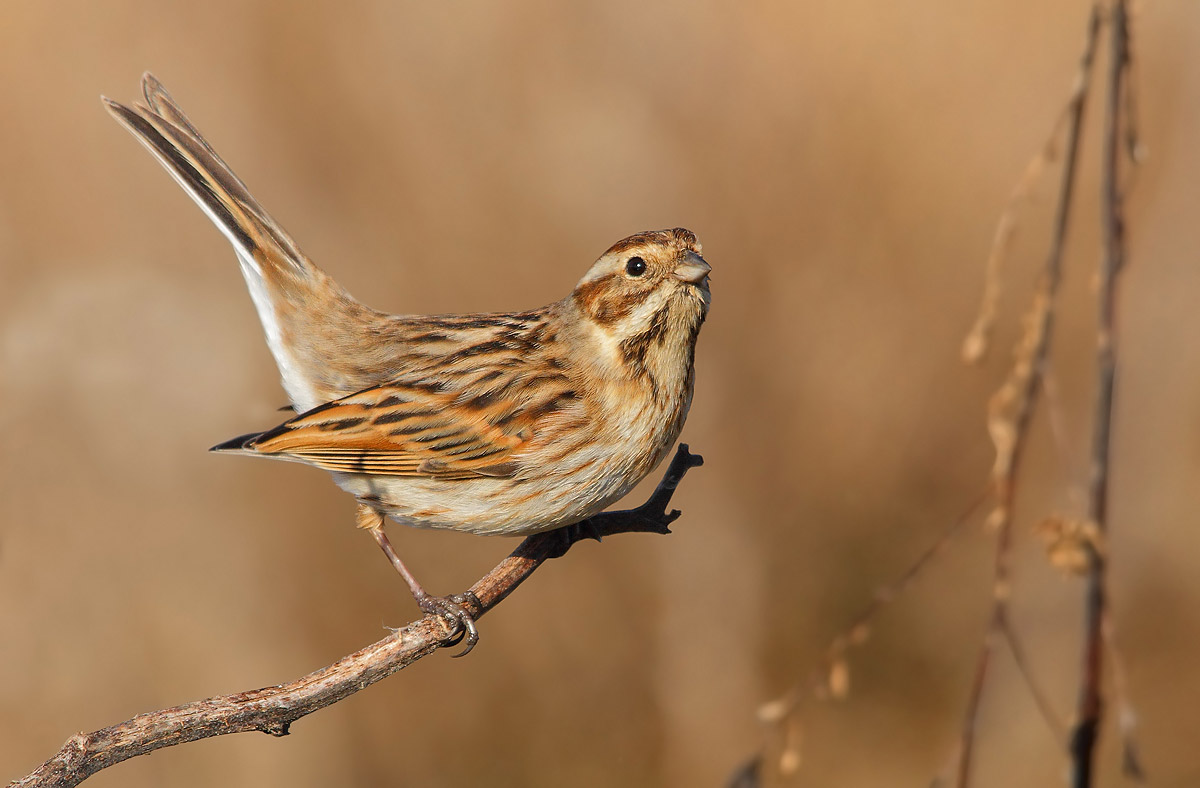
[{"x1": 356, "y1": 503, "x2": 480, "y2": 657}]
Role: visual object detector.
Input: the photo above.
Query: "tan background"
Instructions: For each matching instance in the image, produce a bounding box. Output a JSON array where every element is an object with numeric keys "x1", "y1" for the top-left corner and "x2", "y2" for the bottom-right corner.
[{"x1": 3, "y1": 1, "x2": 1199, "y2": 786}]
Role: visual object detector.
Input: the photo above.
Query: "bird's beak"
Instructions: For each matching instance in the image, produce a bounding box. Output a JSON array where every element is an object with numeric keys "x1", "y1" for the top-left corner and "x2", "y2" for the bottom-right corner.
[{"x1": 673, "y1": 251, "x2": 711, "y2": 284}]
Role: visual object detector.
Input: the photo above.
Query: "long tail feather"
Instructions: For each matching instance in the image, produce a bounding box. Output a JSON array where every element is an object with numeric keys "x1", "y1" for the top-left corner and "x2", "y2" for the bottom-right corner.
[
  {"x1": 102, "y1": 76, "x2": 310, "y2": 285},
  {"x1": 103, "y1": 73, "x2": 373, "y2": 411}
]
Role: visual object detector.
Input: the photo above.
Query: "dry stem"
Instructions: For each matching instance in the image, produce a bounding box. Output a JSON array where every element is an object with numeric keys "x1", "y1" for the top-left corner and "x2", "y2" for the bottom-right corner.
[
  {"x1": 732, "y1": 4, "x2": 1143, "y2": 786},
  {"x1": 953, "y1": 8, "x2": 1103, "y2": 786},
  {"x1": 1069, "y1": 1, "x2": 1131, "y2": 784},
  {"x1": 748, "y1": 488, "x2": 990, "y2": 780},
  {"x1": 10, "y1": 445, "x2": 704, "y2": 788}
]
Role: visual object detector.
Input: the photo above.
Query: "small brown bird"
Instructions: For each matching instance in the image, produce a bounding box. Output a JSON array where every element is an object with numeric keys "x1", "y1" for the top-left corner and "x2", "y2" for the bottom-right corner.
[{"x1": 103, "y1": 74, "x2": 710, "y2": 652}]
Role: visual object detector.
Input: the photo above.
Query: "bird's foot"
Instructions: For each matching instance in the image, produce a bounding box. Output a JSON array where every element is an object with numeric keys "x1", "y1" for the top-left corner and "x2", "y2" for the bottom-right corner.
[{"x1": 416, "y1": 590, "x2": 481, "y2": 657}]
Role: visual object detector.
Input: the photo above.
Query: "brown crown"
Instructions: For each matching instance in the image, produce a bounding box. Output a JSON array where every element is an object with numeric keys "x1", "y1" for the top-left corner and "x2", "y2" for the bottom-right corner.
[{"x1": 603, "y1": 227, "x2": 700, "y2": 258}]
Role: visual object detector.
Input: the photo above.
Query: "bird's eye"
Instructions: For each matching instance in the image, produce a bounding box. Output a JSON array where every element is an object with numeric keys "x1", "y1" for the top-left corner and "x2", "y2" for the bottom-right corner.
[{"x1": 625, "y1": 256, "x2": 647, "y2": 277}]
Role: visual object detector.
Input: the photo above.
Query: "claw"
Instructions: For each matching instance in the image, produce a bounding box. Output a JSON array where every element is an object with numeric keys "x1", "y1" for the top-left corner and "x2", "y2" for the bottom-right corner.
[{"x1": 416, "y1": 591, "x2": 481, "y2": 657}]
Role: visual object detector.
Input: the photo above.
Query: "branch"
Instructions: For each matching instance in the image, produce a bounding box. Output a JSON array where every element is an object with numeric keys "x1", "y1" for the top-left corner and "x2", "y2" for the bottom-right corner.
[
  {"x1": 954, "y1": 8, "x2": 1102, "y2": 785},
  {"x1": 10, "y1": 445, "x2": 704, "y2": 788},
  {"x1": 1070, "y1": 1, "x2": 1131, "y2": 784}
]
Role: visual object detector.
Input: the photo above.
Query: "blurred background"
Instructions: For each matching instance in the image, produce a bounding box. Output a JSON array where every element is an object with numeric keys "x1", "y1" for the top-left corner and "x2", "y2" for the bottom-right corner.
[{"x1": 2, "y1": 1, "x2": 1198, "y2": 785}]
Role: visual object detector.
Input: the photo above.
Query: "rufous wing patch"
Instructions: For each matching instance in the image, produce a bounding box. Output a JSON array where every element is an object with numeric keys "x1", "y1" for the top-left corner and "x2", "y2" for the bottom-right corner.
[{"x1": 237, "y1": 383, "x2": 534, "y2": 480}]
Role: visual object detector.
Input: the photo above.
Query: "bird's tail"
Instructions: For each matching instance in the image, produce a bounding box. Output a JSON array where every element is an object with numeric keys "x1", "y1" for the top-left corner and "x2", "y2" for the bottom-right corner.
[{"x1": 103, "y1": 73, "x2": 376, "y2": 411}]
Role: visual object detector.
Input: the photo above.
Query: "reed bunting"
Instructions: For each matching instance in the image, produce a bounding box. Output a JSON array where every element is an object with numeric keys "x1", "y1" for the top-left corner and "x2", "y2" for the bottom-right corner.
[{"x1": 103, "y1": 74, "x2": 710, "y2": 652}]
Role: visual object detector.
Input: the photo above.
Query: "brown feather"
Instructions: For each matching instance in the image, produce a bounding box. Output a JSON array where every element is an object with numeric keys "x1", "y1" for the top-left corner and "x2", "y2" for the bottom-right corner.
[{"x1": 106, "y1": 74, "x2": 711, "y2": 537}]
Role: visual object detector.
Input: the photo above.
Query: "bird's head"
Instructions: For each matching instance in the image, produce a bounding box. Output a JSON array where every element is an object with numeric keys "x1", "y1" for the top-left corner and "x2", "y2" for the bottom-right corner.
[{"x1": 572, "y1": 227, "x2": 710, "y2": 346}]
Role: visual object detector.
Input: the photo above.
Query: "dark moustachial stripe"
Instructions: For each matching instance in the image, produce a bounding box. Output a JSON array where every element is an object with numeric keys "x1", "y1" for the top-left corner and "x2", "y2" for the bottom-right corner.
[
  {"x1": 620, "y1": 333, "x2": 650, "y2": 371},
  {"x1": 647, "y1": 304, "x2": 670, "y2": 344},
  {"x1": 620, "y1": 305, "x2": 669, "y2": 372}
]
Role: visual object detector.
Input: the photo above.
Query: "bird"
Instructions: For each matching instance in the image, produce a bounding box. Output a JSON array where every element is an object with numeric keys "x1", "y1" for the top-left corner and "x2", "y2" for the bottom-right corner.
[{"x1": 102, "y1": 73, "x2": 710, "y2": 654}]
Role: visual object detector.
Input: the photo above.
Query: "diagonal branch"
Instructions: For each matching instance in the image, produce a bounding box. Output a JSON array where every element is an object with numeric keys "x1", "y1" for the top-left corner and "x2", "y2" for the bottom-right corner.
[{"x1": 9, "y1": 444, "x2": 704, "y2": 788}]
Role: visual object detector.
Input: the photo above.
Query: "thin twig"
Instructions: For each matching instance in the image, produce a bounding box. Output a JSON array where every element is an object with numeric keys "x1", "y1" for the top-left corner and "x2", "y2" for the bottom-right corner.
[
  {"x1": 1104, "y1": 607, "x2": 1145, "y2": 780},
  {"x1": 1069, "y1": 0, "x2": 1130, "y2": 784},
  {"x1": 955, "y1": 8, "x2": 1103, "y2": 786},
  {"x1": 1000, "y1": 615, "x2": 1068, "y2": 746},
  {"x1": 9, "y1": 445, "x2": 704, "y2": 788},
  {"x1": 750, "y1": 486, "x2": 990, "y2": 780},
  {"x1": 962, "y1": 106, "x2": 1073, "y2": 366}
]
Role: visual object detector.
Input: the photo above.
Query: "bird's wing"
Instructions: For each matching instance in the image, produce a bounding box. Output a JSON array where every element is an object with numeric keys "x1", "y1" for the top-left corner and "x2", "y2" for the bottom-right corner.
[{"x1": 212, "y1": 381, "x2": 580, "y2": 480}]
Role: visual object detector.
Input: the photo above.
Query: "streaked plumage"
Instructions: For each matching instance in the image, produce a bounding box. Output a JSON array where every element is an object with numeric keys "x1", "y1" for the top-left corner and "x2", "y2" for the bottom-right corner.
[{"x1": 103, "y1": 74, "x2": 710, "y2": 647}]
